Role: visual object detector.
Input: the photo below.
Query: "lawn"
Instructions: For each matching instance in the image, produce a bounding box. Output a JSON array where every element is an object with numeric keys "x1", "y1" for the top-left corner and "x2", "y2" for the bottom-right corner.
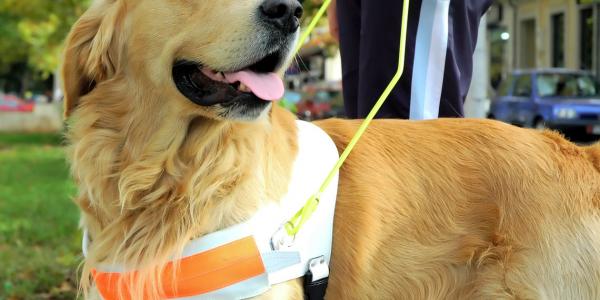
[{"x1": 0, "y1": 133, "x2": 80, "y2": 300}]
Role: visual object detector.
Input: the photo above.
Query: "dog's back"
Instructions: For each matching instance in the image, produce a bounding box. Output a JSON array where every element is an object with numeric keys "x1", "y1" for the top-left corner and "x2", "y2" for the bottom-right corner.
[{"x1": 316, "y1": 118, "x2": 600, "y2": 299}]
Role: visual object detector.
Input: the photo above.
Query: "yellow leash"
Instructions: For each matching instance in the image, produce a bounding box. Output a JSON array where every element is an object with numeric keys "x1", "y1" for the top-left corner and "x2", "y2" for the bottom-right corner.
[{"x1": 284, "y1": 0, "x2": 410, "y2": 236}]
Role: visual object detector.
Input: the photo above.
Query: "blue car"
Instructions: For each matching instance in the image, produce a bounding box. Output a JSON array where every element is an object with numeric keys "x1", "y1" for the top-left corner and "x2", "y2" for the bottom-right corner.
[{"x1": 489, "y1": 69, "x2": 600, "y2": 136}]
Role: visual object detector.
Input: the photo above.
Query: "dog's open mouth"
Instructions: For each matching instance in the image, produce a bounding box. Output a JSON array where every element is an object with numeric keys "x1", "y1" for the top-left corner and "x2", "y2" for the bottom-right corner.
[{"x1": 172, "y1": 51, "x2": 285, "y2": 108}]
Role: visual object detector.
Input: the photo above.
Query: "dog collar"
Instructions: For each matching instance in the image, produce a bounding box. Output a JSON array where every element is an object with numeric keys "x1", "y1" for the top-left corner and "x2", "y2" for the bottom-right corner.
[{"x1": 83, "y1": 120, "x2": 340, "y2": 300}]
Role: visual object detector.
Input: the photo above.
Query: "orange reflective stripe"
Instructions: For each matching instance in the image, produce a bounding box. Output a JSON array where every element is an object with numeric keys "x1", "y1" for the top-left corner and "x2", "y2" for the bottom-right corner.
[
  {"x1": 93, "y1": 236, "x2": 266, "y2": 299},
  {"x1": 162, "y1": 236, "x2": 266, "y2": 297}
]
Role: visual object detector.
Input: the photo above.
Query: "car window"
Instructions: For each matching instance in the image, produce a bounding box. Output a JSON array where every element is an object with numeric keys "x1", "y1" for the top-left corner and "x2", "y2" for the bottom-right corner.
[
  {"x1": 537, "y1": 73, "x2": 600, "y2": 98},
  {"x1": 514, "y1": 75, "x2": 532, "y2": 97},
  {"x1": 496, "y1": 75, "x2": 514, "y2": 96}
]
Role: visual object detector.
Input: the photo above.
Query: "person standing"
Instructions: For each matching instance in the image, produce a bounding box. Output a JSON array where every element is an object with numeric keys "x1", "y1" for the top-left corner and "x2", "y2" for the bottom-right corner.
[{"x1": 328, "y1": 0, "x2": 494, "y2": 119}]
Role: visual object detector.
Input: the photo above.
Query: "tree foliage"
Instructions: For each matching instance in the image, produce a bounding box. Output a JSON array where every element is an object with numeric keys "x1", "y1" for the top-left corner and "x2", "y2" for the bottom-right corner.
[
  {"x1": 0, "y1": 0, "x2": 90, "y2": 76},
  {"x1": 301, "y1": 0, "x2": 329, "y2": 27}
]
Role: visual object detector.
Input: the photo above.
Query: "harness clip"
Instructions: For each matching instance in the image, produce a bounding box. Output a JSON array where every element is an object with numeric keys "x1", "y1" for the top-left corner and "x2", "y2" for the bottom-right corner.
[
  {"x1": 304, "y1": 256, "x2": 330, "y2": 300},
  {"x1": 308, "y1": 256, "x2": 329, "y2": 282},
  {"x1": 271, "y1": 226, "x2": 295, "y2": 251}
]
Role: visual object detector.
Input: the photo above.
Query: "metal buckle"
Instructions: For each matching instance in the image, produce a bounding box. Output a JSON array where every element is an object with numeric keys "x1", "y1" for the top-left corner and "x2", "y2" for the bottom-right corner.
[
  {"x1": 271, "y1": 226, "x2": 295, "y2": 251},
  {"x1": 308, "y1": 256, "x2": 329, "y2": 282}
]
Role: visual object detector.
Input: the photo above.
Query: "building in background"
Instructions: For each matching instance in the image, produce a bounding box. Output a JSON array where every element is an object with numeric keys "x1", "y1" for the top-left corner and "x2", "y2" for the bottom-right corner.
[
  {"x1": 464, "y1": 0, "x2": 600, "y2": 118},
  {"x1": 490, "y1": 0, "x2": 599, "y2": 79}
]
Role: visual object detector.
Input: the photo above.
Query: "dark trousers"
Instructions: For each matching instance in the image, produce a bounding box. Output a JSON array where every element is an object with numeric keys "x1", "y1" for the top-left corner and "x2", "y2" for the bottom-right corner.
[{"x1": 337, "y1": 0, "x2": 492, "y2": 119}]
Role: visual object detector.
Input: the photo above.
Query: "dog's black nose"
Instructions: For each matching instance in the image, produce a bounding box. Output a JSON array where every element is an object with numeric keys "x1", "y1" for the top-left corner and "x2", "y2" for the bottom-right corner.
[{"x1": 260, "y1": 0, "x2": 303, "y2": 34}]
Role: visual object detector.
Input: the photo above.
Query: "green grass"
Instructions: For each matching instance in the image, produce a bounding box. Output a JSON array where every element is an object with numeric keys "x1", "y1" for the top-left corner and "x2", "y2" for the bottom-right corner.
[{"x1": 0, "y1": 133, "x2": 80, "y2": 300}]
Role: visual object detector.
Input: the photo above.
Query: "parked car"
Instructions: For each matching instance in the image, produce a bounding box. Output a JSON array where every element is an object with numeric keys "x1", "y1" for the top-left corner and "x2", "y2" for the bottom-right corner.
[
  {"x1": 489, "y1": 69, "x2": 600, "y2": 135},
  {"x1": 296, "y1": 84, "x2": 344, "y2": 121},
  {"x1": 0, "y1": 94, "x2": 35, "y2": 112},
  {"x1": 296, "y1": 98, "x2": 331, "y2": 120}
]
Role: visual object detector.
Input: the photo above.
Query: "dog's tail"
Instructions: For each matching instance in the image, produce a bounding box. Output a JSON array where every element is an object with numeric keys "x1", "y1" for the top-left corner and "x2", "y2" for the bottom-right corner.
[
  {"x1": 586, "y1": 142, "x2": 600, "y2": 210},
  {"x1": 587, "y1": 141, "x2": 600, "y2": 172}
]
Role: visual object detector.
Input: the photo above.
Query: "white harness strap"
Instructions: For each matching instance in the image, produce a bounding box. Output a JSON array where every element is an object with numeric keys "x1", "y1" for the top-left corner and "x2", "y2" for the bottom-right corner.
[
  {"x1": 84, "y1": 120, "x2": 339, "y2": 300},
  {"x1": 266, "y1": 120, "x2": 339, "y2": 284}
]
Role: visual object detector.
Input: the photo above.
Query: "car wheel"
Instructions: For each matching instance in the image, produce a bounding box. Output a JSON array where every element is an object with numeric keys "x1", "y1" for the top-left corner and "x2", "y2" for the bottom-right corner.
[{"x1": 534, "y1": 119, "x2": 546, "y2": 131}]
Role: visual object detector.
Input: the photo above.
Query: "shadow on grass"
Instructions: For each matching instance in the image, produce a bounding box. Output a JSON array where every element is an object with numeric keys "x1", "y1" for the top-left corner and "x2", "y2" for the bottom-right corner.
[{"x1": 0, "y1": 132, "x2": 66, "y2": 147}]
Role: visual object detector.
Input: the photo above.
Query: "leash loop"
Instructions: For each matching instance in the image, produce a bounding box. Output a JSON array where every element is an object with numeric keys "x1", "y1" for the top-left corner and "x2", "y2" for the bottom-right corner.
[{"x1": 285, "y1": 194, "x2": 321, "y2": 236}]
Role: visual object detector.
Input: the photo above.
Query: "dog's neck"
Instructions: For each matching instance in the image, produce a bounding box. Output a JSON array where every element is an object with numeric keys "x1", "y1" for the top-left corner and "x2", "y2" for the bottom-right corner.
[{"x1": 67, "y1": 90, "x2": 297, "y2": 270}]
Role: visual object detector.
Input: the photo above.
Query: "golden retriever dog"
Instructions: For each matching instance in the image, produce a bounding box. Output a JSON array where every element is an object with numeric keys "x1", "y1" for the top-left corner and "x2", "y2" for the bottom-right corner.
[{"x1": 62, "y1": 0, "x2": 600, "y2": 298}]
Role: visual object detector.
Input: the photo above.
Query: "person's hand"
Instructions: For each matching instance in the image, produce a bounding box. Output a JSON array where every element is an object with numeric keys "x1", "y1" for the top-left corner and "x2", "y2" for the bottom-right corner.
[{"x1": 328, "y1": 0, "x2": 339, "y2": 42}]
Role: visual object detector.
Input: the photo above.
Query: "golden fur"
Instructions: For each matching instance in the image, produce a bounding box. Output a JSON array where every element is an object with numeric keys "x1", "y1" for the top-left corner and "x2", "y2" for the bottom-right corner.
[{"x1": 62, "y1": 0, "x2": 600, "y2": 298}]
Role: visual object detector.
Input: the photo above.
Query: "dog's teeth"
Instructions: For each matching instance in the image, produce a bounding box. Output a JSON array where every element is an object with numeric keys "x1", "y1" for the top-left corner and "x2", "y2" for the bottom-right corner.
[{"x1": 239, "y1": 83, "x2": 251, "y2": 93}]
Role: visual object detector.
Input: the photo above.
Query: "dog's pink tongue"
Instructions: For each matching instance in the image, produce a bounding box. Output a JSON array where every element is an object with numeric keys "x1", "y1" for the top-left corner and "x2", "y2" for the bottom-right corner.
[{"x1": 225, "y1": 71, "x2": 284, "y2": 101}]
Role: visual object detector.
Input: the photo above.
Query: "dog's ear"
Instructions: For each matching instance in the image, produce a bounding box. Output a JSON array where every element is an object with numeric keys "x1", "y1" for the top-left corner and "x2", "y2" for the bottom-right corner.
[{"x1": 61, "y1": 0, "x2": 124, "y2": 118}]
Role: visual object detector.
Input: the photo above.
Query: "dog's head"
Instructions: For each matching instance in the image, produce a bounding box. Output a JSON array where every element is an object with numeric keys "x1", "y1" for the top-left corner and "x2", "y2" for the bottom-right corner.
[{"x1": 62, "y1": 0, "x2": 302, "y2": 121}]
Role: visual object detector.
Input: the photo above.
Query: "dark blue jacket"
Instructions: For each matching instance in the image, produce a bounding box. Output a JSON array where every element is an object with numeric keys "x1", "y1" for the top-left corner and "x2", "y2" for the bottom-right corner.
[{"x1": 337, "y1": 0, "x2": 494, "y2": 119}]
